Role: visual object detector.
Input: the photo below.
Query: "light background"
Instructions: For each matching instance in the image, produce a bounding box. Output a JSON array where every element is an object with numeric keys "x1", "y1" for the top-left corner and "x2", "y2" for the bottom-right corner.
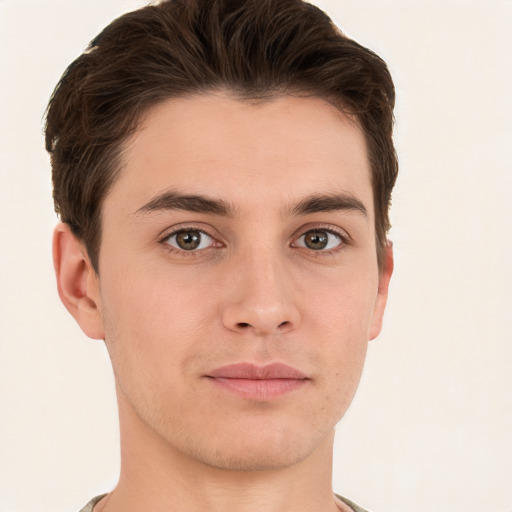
[{"x1": 0, "y1": 1, "x2": 511, "y2": 511}]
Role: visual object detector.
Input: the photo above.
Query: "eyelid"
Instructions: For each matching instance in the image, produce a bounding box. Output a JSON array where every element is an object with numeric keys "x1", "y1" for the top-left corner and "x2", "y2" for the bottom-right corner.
[
  {"x1": 158, "y1": 224, "x2": 223, "y2": 252},
  {"x1": 158, "y1": 222, "x2": 218, "y2": 241},
  {"x1": 167, "y1": 231, "x2": 214, "y2": 251},
  {"x1": 291, "y1": 223, "x2": 351, "y2": 251}
]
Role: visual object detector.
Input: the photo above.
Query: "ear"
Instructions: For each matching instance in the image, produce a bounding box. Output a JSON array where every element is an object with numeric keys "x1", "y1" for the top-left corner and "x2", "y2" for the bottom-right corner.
[
  {"x1": 53, "y1": 223, "x2": 105, "y2": 340},
  {"x1": 369, "y1": 241, "x2": 394, "y2": 341}
]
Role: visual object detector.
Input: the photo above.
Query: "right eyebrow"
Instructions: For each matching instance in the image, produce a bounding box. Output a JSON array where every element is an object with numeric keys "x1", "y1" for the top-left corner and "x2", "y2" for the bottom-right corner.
[{"x1": 133, "y1": 190, "x2": 237, "y2": 217}]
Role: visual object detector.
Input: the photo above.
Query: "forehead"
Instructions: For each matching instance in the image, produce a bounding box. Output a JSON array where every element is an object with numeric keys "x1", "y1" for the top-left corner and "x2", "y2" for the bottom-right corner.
[{"x1": 111, "y1": 93, "x2": 373, "y2": 218}]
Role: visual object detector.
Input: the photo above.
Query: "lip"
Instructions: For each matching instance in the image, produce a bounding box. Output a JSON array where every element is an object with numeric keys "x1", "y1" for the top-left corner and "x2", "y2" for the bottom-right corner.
[{"x1": 206, "y1": 363, "x2": 308, "y2": 400}]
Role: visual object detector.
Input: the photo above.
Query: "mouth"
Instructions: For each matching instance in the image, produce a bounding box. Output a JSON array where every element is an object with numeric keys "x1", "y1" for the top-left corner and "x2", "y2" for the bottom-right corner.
[{"x1": 205, "y1": 362, "x2": 309, "y2": 400}]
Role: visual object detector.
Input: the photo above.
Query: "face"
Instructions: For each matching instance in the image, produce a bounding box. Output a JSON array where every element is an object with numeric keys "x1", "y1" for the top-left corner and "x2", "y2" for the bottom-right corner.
[{"x1": 86, "y1": 93, "x2": 391, "y2": 471}]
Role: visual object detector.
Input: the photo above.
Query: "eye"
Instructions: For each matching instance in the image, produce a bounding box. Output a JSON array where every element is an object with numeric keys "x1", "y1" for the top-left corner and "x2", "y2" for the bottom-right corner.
[
  {"x1": 164, "y1": 229, "x2": 215, "y2": 251},
  {"x1": 294, "y1": 229, "x2": 343, "y2": 251}
]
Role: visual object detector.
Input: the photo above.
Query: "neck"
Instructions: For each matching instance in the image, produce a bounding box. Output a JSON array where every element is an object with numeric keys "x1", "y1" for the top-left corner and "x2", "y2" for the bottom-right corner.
[{"x1": 102, "y1": 388, "x2": 343, "y2": 512}]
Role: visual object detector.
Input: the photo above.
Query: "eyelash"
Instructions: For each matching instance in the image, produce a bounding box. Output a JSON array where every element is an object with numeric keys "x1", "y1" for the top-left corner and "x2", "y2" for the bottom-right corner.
[
  {"x1": 159, "y1": 225, "x2": 221, "y2": 256},
  {"x1": 158, "y1": 224, "x2": 350, "y2": 256},
  {"x1": 291, "y1": 224, "x2": 350, "y2": 254}
]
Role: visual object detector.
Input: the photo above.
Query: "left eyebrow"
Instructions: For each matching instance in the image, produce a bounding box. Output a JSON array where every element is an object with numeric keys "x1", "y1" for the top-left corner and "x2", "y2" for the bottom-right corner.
[{"x1": 287, "y1": 193, "x2": 368, "y2": 218}]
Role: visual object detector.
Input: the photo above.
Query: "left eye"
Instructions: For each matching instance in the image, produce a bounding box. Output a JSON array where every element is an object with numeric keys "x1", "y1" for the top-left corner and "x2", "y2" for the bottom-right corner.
[
  {"x1": 295, "y1": 230, "x2": 343, "y2": 251},
  {"x1": 164, "y1": 230, "x2": 215, "y2": 251}
]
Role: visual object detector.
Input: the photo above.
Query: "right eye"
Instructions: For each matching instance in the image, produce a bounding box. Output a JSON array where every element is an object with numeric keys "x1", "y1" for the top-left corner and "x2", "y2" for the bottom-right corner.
[{"x1": 164, "y1": 229, "x2": 215, "y2": 251}]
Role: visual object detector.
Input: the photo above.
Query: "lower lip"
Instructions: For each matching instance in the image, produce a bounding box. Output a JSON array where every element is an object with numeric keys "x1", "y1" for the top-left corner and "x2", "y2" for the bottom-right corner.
[{"x1": 207, "y1": 377, "x2": 307, "y2": 400}]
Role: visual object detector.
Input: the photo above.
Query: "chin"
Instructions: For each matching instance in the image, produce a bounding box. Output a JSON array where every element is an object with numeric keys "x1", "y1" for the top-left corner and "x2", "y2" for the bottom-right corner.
[
  {"x1": 168, "y1": 420, "x2": 332, "y2": 473},
  {"x1": 190, "y1": 440, "x2": 313, "y2": 472}
]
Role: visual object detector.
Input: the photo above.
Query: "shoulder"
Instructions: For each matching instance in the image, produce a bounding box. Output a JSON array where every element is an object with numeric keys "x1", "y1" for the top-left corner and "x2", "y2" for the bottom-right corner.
[
  {"x1": 77, "y1": 494, "x2": 107, "y2": 512},
  {"x1": 335, "y1": 493, "x2": 372, "y2": 512}
]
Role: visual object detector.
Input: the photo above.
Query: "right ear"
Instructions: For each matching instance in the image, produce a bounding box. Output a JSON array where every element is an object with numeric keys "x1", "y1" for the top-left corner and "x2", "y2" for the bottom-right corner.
[{"x1": 52, "y1": 223, "x2": 105, "y2": 340}]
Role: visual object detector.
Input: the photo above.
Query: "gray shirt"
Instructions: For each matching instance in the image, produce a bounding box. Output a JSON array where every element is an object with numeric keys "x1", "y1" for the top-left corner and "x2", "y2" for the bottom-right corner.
[{"x1": 78, "y1": 493, "x2": 370, "y2": 512}]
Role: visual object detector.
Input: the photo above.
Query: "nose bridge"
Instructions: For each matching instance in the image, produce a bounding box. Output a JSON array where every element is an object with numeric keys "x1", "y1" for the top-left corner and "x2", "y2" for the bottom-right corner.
[{"x1": 222, "y1": 241, "x2": 299, "y2": 335}]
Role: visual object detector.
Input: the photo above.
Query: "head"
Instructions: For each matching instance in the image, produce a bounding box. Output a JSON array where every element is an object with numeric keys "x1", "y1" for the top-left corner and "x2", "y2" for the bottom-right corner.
[
  {"x1": 47, "y1": 0, "x2": 397, "y2": 474},
  {"x1": 45, "y1": 0, "x2": 397, "y2": 274}
]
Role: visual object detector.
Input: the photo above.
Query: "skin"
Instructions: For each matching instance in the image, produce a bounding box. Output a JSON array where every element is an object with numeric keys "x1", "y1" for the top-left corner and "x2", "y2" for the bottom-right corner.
[{"x1": 54, "y1": 93, "x2": 393, "y2": 512}]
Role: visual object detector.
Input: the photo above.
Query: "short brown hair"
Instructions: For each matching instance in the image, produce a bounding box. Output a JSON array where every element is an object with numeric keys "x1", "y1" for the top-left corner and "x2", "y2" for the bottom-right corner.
[{"x1": 45, "y1": 0, "x2": 398, "y2": 272}]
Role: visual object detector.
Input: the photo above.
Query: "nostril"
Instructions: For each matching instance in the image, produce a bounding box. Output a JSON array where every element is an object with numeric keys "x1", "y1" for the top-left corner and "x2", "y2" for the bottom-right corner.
[
  {"x1": 278, "y1": 321, "x2": 290, "y2": 329},
  {"x1": 237, "y1": 322, "x2": 250, "y2": 328}
]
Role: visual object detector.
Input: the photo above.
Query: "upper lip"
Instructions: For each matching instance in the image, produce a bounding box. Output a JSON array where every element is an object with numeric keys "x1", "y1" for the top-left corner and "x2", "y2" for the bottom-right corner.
[{"x1": 207, "y1": 362, "x2": 307, "y2": 380}]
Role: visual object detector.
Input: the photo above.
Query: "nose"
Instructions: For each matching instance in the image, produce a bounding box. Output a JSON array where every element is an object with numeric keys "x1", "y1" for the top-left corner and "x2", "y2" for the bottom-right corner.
[{"x1": 221, "y1": 249, "x2": 300, "y2": 336}]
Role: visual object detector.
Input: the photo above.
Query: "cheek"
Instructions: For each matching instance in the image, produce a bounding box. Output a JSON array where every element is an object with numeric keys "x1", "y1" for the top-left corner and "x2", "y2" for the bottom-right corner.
[
  {"x1": 316, "y1": 325, "x2": 369, "y2": 426},
  {"x1": 98, "y1": 263, "x2": 213, "y2": 387},
  {"x1": 305, "y1": 276, "x2": 377, "y2": 403},
  {"x1": 308, "y1": 269, "x2": 379, "y2": 340},
  {"x1": 318, "y1": 304, "x2": 370, "y2": 385}
]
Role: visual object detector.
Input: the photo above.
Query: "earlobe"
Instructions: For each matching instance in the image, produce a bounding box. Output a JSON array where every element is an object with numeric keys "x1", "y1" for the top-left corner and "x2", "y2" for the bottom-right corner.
[
  {"x1": 369, "y1": 241, "x2": 394, "y2": 341},
  {"x1": 53, "y1": 223, "x2": 105, "y2": 340}
]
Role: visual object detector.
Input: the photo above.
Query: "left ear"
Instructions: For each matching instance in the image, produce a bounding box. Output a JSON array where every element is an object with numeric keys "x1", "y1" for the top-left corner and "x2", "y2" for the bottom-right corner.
[{"x1": 369, "y1": 241, "x2": 394, "y2": 341}]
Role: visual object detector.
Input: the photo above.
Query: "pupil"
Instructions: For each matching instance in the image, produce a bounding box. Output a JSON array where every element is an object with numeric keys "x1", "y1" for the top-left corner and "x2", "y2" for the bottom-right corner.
[
  {"x1": 176, "y1": 231, "x2": 201, "y2": 250},
  {"x1": 305, "y1": 231, "x2": 328, "y2": 250}
]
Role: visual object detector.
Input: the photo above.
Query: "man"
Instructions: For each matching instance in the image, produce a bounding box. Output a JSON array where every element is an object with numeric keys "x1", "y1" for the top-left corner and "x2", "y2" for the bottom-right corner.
[{"x1": 45, "y1": 0, "x2": 397, "y2": 510}]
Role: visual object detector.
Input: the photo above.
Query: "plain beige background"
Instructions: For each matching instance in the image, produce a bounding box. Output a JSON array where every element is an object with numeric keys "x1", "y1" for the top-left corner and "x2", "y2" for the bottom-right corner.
[{"x1": 0, "y1": 1, "x2": 511, "y2": 511}]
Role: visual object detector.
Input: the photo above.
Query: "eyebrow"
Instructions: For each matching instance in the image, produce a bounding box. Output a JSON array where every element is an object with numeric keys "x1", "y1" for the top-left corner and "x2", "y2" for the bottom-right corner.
[
  {"x1": 288, "y1": 193, "x2": 368, "y2": 218},
  {"x1": 134, "y1": 190, "x2": 237, "y2": 217},
  {"x1": 134, "y1": 190, "x2": 367, "y2": 219}
]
